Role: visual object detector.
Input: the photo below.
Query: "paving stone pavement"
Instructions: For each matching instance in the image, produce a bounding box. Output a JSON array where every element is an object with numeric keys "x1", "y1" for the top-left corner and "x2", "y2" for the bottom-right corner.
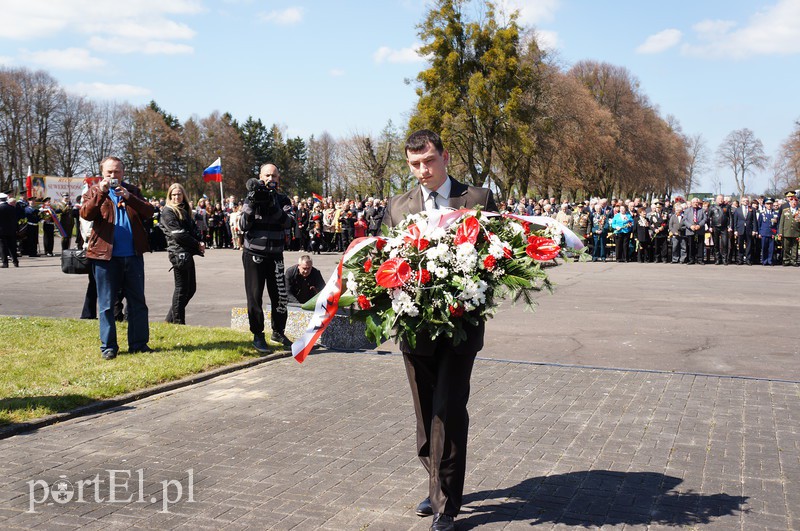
[{"x1": 1, "y1": 351, "x2": 796, "y2": 530}]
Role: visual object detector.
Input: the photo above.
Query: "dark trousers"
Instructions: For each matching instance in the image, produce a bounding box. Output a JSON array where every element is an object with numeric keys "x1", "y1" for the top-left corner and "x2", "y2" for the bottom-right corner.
[
  {"x1": 761, "y1": 237, "x2": 774, "y2": 265},
  {"x1": 735, "y1": 233, "x2": 750, "y2": 263},
  {"x1": 61, "y1": 224, "x2": 73, "y2": 250},
  {"x1": 166, "y1": 255, "x2": 196, "y2": 324},
  {"x1": 0, "y1": 234, "x2": 18, "y2": 265},
  {"x1": 636, "y1": 240, "x2": 651, "y2": 262},
  {"x1": 591, "y1": 234, "x2": 606, "y2": 260},
  {"x1": 614, "y1": 233, "x2": 630, "y2": 262},
  {"x1": 783, "y1": 237, "x2": 799, "y2": 265},
  {"x1": 687, "y1": 232, "x2": 704, "y2": 263},
  {"x1": 43, "y1": 224, "x2": 54, "y2": 255},
  {"x1": 243, "y1": 252, "x2": 287, "y2": 337},
  {"x1": 24, "y1": 225, "x2": 38, "y2": 256},
  {"x1": 403, "y1": 348, "x2": 477, "y2": 517},
  {"x1": 653, "y1": 237, "x2": 668, "y2": 262},
  {"x1": 712, "y1": 229, "x2": 729, "y2": 263},
  {"x1": 81, "y1": 268, "x2": 98, "y2": 319}
]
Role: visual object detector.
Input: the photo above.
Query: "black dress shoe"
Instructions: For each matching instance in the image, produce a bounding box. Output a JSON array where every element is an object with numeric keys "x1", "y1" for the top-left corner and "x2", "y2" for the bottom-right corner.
[
  {"x1": 416, "y1": 497, "x2": 433, "y2": 517},
  {"x1": 431, "y1": 513, "x2": 455, "y2": 531}
]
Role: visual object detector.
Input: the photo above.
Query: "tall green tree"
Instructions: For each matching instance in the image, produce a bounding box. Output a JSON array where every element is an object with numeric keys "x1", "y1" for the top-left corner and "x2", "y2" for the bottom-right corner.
[{"x1": 409, "y1": 0, "x2": 533, "y2": 197}]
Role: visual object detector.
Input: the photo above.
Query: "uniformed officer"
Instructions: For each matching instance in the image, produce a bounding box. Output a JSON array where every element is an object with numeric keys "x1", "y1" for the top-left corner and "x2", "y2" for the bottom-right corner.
[
  {"x1": 777, "y1": 191, "x2": 800, "y2": 266},
  {"x1": 757, "y1": 198, "x2": 779, "y2": 265}
]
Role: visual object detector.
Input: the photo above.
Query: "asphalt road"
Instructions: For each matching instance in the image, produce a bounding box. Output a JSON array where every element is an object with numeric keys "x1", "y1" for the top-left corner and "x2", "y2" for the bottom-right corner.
[{"x1": 2, "y1": 247, "x2": 798, "y2": 381}]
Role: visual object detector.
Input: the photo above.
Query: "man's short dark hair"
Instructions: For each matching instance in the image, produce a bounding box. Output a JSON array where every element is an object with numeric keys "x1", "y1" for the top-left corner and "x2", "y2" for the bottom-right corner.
[{"x1": 405, "y1": 129, "x2": 444, "y2": 156}]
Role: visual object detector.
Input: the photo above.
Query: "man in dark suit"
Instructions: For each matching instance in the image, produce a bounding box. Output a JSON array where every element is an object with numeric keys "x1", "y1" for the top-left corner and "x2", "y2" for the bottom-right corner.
[
  {"x1": 731, "y1": 197, "x2": 751, "y2": 264},
  {"x1": 382, "y1": 129, "x2": 497, "y2": 531}
]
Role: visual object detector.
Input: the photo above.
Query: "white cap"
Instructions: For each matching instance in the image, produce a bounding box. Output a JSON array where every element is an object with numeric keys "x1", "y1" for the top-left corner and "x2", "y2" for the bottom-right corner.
[{"x1": 0, "y1": 193, "x2": 8, "y2": 201}]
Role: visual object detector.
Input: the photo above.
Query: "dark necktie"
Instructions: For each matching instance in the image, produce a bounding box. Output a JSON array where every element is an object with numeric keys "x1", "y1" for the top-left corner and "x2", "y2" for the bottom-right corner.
[{"x1": 429, "y1": 191, "x2": 439, "y2": 210}]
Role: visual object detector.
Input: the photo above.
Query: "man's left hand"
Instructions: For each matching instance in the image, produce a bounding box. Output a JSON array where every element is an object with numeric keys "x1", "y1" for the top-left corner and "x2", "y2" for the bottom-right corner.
[{"x1": 116, "y1": 186, "x2": 131, "y2": 201}]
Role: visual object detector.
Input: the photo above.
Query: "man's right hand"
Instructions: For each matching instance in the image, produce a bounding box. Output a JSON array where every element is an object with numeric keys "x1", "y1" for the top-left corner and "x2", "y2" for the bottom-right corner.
[{"x1": 100, "y1": 177, "x2": 112, "y2": 193}]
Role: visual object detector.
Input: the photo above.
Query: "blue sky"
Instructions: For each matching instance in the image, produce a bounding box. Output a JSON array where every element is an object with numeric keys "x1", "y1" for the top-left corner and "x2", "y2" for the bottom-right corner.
[{"x1": 1, "y1": 0, "x2": 798, "y2": 194}]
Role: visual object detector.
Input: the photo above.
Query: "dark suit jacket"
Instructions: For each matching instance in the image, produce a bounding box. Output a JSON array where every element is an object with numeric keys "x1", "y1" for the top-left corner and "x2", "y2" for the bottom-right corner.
[
  {"x1": 381, "y1": 176, "x2": 498, "y2": 355},
  {"x1": 381, "y1": 176, "x2": 497, "y2": 228},
  {"x1": 731, "y1": 206, "x2": 749, "y2": 235}
]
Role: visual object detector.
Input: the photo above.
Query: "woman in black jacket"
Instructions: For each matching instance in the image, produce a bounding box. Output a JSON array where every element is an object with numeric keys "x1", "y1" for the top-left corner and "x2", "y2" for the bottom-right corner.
[{"x1": 160, "y1": 183, "x2": 205, "y2": 324}]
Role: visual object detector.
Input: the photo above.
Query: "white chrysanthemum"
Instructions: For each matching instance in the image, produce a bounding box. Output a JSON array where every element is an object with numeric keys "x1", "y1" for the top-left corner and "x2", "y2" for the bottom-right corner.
[
  {"x1": 435, "y1": 266, "x2": 449, "y2": 279},
  {"x1": 487, "y1": 234, "x2": 510, "y2": 259},
  {"x1": 458, "y1": 278, "x2": 488, "y2": 306},
  {"x1": 346, "y1": 272, "x2": 358, "y2": 294},
  {"x1": 455, "y1": 243, "x2": 478, "y2": 273},
  {"x1": 391, "y1": 289, "x2": 419, "y2": 316},
  {"x1": 429, "y1": 227, "x2": 447, "y2": 241},
  {"x1": 426, "y1": 242, "x2": 451, "y2": 262}
]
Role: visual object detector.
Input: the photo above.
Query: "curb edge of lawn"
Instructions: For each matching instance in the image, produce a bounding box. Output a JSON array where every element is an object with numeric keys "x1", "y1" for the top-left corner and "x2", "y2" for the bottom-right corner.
[{"x1": 0, "y1": 350, "x2": 293, "y2": 440}]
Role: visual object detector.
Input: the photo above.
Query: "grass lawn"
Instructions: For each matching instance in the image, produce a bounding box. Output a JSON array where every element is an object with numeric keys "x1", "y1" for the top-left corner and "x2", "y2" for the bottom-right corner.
[{"x1": 0, "y1": 316, "x2": 280, "y2": 426}]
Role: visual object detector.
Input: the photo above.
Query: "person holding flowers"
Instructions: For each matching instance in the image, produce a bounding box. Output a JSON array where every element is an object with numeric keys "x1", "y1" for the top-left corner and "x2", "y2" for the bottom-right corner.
[{"x1": 380, "y1": 129, "x2": 497, "y2": 531}]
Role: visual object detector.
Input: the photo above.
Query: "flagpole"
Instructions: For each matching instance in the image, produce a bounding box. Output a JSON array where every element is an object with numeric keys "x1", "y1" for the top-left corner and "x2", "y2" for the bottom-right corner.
[{"x1": 219, "y1": 178, "x2": 224, "y2": 209}]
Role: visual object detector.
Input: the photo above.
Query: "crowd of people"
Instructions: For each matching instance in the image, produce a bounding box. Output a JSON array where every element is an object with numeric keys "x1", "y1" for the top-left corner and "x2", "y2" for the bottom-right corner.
[
  {"x1": 3, "y1": 188, "x2": 800, "y2": 270},
  {"x1": 500, "y1": 193, "x2": 800, "y2": 267}
]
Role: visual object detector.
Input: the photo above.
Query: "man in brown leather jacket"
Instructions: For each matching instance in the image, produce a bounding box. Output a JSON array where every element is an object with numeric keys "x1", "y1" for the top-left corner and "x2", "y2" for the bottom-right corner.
[
  {"x1": 382, "y1": 130, "x2": 497, "y2": 531},
  {"x1": 80, "y1": 157, "x2": 154, "y2": 360}
]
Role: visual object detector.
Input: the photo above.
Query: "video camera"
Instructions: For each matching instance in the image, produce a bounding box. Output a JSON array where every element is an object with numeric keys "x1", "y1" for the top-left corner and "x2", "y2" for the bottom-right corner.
[{"x1": 246, "y1": 178, "x2": 277, "y2": 203}]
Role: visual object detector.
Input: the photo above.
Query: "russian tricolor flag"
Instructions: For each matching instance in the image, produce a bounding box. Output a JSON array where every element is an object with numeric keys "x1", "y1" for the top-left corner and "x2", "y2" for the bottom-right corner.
[
  {"x1": 203, "y1": 157, "x2": 222, "y2": 183},
  {"x1": 312, "y1": 192, "x2": 324, "y2": 203}
]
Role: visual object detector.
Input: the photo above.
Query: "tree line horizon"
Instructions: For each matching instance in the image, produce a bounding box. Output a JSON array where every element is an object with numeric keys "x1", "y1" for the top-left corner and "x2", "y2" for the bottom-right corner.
[{"x1": 1, "y1": 0, "x2": 798, "y2": 202}]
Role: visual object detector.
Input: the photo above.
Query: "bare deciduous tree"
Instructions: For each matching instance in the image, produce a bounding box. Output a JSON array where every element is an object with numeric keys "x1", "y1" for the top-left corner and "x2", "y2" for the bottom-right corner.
[
  {"x1": 683, "y1": 133, "x2": 707, "y2": 195},
  {"x1": 716, "y1": 128, "x2": 769, "y2": 197}
]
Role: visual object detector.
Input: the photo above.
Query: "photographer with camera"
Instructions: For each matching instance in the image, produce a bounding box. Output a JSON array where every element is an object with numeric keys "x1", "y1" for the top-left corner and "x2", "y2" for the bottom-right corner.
[
  {"x1": 240, "y1": 163, "x2": 295, "y2": 352},
  {"x1": 81, "y1": 156, "x2": 154, "y2": 360}
]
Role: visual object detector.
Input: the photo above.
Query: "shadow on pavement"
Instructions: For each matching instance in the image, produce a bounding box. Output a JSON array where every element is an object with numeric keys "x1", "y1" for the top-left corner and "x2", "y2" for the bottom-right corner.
[
  {"x1": 0, "y1": 394, "x2": 96, "y2": 424},
  {"x1": 458, "y1": 470, "x2": 749, "y2": 529}
]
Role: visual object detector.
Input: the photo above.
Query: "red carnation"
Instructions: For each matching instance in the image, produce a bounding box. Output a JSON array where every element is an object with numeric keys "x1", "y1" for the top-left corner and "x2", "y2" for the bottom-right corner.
[
  {"x1": 375, "y1": 257, "x2": 412, "y2": 288},
  {"x1": 448, "y1": 304, "x2": 464, "y2": 317},
  {"x1": 521, "y1": 221, "x2": 532, "y2": 234},
  {"x1": 525, "y1": 236, "x2": 560, "y2": 261},
  {"x1": 454, "y1": 216, "x2": 480, "y2": 245},
  {"x1": 364, "y1": 258, "x2": 372, "y2": 272},
  {"x1": 375, "y1": 238, "x2": 387, "y2": 250},
  {"x1": 416, "y1": 269, "x2": 431, "y2": 284},
  {"x1": 483, "y1": 255, "x2": 497, "y2": 271},
  {"x1": 357, "y1": 295, "x2": 372, "y2": 310}
]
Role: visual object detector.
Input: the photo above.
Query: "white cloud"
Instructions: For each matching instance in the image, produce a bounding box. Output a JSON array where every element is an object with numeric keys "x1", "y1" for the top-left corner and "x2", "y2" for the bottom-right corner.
[
  {"x1": 495, "y1": 0, "x2": 560, "y2": 25},
  {"x1": 535, "y1": 29, "x2": 559, "y2": 51},
  {"x1": 682, "y1": 0, "x2": 800, "y2": 58},
  {"x1": 0, "y1": 0, "x2": 200, "y2": 55},
  {"x1": 636, "y1": 28, "x2": 683, "y2": 54},
  {"x1": 259, "y1": 7, "x2": 305, "y2": 25},
  {"x1": 69, "y1": 82, "x2": 152, "y2": 100},
  {"x1": 22, "y1": 48, "x2": 105, "y2": 70},
  {"x1": 373, "y1": 43, "x2": 425, "y2": 64},
  {"x1": 329, "y1": 68, "x2": 345, "y2": 77},
  {"x1": 0, "y1": 56, "x2": 13, "y2": 66},
  {"x1": 89, "y1": 37, "x2": 193, "y2": 55}
]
